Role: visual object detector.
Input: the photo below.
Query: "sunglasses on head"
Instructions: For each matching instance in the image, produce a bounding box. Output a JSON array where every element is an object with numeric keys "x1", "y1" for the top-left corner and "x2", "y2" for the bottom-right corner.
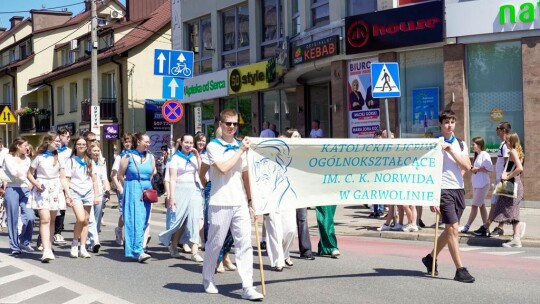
[{"x1": 222, "y1": 122, "x2": 239, "y2": 127}]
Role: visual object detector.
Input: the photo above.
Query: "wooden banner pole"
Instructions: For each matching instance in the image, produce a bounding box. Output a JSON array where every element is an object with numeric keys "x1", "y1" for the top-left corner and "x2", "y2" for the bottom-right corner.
[
  {"x1": 432, "y1": 212, "x2": 440, "y2": 278},
  {"x1": 254, "y1": 216, "x2": 266, "y2": 295}
]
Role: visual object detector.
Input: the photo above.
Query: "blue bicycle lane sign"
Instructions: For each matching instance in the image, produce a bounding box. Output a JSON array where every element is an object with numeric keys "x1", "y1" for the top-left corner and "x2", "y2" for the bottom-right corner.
[{"x1": 154, "y1": 49, "x2": 194, "y2": 78}]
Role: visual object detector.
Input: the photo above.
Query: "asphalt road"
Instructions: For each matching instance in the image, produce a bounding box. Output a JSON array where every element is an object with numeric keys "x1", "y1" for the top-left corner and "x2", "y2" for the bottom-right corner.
[{"x1": 1, "y1": 208, "x2": 540, "y2": 304}]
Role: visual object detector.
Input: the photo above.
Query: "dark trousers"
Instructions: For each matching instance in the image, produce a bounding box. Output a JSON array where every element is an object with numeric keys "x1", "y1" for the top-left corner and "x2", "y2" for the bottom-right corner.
[
  {"x1": 296, "y1": 208, "x2": 313, "y2": 256},
  {"x1": 54, "y1": 210, "x2": 66, "y2": 235}
]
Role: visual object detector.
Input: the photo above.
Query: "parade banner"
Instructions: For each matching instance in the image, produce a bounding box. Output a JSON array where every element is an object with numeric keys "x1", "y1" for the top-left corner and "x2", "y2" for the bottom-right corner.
[{"x1": 247, "y1": 137, "x2": 443, "y2": 215}]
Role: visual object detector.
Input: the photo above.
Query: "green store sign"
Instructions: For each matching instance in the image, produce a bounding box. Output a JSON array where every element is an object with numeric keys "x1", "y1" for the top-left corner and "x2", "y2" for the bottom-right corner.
[{"x1": 499, "y1": 1, "x2": 540, "y2": 24}]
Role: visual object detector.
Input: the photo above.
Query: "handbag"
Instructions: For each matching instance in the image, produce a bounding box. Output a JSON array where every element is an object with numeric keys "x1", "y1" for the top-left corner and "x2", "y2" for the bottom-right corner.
[
  {"x1": 132, "y1": 154, "x2": 159, "y2": 203},
  {"x1": 494, "y1": 159, "x2": 518, "y2": 199}
]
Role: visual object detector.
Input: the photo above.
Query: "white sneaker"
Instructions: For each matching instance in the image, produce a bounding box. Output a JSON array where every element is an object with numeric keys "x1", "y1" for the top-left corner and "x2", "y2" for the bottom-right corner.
[
  {"x1": 115, "y1": 227, "x2": 124, "y2": 246},
  {"x1": 458, "y1": 225, "x2": 469, "y2": 233},
  {"x1": 41, "y1": 249, "x2": 55, "y2": 263},
  {"x1": 79, "y1": 250, "x2": 91, "y2": 258},
  {"x1": 53, "y1": 234, "x2": 66, "y2": 245},
  {"x1": 203, "y1": 280, "x2": 219, "y2": 294},
  {"x1": 402, "y1": 224, "x2": 419, "y2": 232},
  {"x1": 519, "y1": 222, "x2": 527, "y2": 239},
  {"x1": 169, "y1": 245, "x2": 182, "y2": 258},
  {"x1": 191, "y1": 253, "x2": 204, "y2": 262},
  {"x1": 391, "y1": 224, "x2": 403, "y2": 231},
  {"x1": 38, "y1": 244, "x2": 44, "y2": 251},
  {"x1": 20, "y1": 244, "x2": 35, "y2": 252},
  {"x1": 138, "y1": 253, "x2": 151, "y2": 263},
  {"x1": 502, "y1": 237, "x2": 522, "y2": 248},
  {"x1": 331, "y1": 249, "x2": 340, "y2": 259},
  {"x1": 377, "y1": 224, "x2": 391, "y2": 231},
  {"x1": 70, "y1": 246, "x2": 79, "y2": 258},
  {"x1": 241, "y1": 287, "x2": 264, "y2": 301}
]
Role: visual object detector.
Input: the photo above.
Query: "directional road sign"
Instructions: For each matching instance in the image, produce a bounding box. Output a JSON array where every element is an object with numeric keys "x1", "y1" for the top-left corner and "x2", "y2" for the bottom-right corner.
[
  {"x1": 0, "y1": 106, "x2": 16, "y2": 123},
  {"x1": 154, "y1": 49, "x2": 194, "y2": 78},
  {"x1": 371, "y1": 63, "x2": 401, "y2": 98},
  {"x1": 162, "y1": 100, "x2": 184, "y2": 123},
  {"x1": 162, "y1": 77, "x2": 184, "y2": 99}
]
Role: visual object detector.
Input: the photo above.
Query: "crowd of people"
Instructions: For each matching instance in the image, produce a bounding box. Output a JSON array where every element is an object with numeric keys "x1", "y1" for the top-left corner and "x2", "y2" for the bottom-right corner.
[{"x1": 0, "y1": 108, "x2": 528, "y2": 295}]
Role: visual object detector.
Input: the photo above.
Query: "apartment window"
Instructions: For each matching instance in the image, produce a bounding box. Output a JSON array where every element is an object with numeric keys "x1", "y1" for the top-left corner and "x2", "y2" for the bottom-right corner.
[
  {"x1": 42, "y1": 90, "x2": 50, "y2": 110},
  {"x1": 188, "y1": 16, "x2": 213, "y2": 76},
  {"x1": 311, "y1": 0, "x2": 329, "y2": 28},
  {"x1": 99, "y1": 33, "x2": 114, "y2": 50},
  {"x1": 10, "y1": 49, "x2": 16, "y2": 63},
  {"x1": 261, "y1": 0, "x2": 284, "y2": 59},
  {"x1": 2, "y1": 83, "x2": 11, "y2": 105},
  {"x1": 292, "y1": 0, "x2": 300, "y2": 35},
  {"x1": 83, "y1": 78, "x2": 91, "y2": 100},
  {"x1": 19, "y1": 40, "x2": 32, "y2": 60},
  {"x1": 101, "y1": 72, "x2": 116, "y2": 98},
  {"x1": 57, "y1": 86, "x2": 65, "y2": 115},
  {"x1": 222, "y1": 4, "x2": 250, "y2": 68},
  {"x1": 69, "y1": 82, "x2": 78, "y2": 112},
  {"x1": 348, "y1": 0, "x2": 376, "y2": 16}
]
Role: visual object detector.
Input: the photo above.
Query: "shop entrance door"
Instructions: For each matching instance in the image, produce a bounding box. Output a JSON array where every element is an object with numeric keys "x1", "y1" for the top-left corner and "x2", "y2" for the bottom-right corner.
[{"x1": 307, "y1": 82, "x2": 331, "y2": 138}]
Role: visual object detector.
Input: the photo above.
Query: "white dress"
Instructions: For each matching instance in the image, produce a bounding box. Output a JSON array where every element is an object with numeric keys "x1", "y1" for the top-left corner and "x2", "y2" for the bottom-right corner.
[{"x1": 30, "y1": 154, "x2": 66, "y2": 211}]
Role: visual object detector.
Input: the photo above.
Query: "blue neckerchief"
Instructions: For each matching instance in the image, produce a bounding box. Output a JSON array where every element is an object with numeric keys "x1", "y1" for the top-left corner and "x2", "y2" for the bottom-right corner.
[
  {"x1": 41, "y1": 150, "x2": 55, "y2": 158},
  {"x1": 73, "y1": 155, "x2": 87, "y2": 170},
  {"x1": 130, "y1": 149, "x2": 147, "y2": 158},
  {"x1": 444, "y1": 134, "x2": 456, "y2": 144},
  {"x1": 119, "y1": 150, "x2": 129, "y2": 157},
  {"x1": 210, "y1": 138, "x2": 241, "y2": 153},
  {"x1": 58, "y1": 145, "x2": 67, "y2": 153},
  {"x1": 201, "y1": 149, "x2": 206, "y2": 155},
  {"x1": 94, "y1": 160, "x2": 99, "y2": 166},
  {"x1": 175, "y1": 151, "x2": 194, "y2": 168}
]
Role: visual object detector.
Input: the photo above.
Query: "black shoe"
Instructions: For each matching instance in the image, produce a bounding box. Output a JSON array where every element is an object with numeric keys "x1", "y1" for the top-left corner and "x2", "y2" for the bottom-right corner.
[
  {"x1": 473, "y1": 225, "x2": 490, "y2": 237},
  {"x1": 491, "y1": 227, "x2": 504, "y2": 237},
  {"x1": 368, "y1": 213, "x2": 375, "y2": 218},
  {"x1": 260, "y1": 241, "x2": 266, "y2": 250},
  {"x1": 418, "y1": 219, "x2": 426, "y2": 228},
  {"x1": 92, "y1": 243, "x2": 101, "y2": 253},
  {"x1": 422, "y1": 254, "x2": 438, "y2": 276},
  {"x1": 301, "y1": 252, "x2": 315, "y2": 260},
  {"x1": 454, "y1": 267, "x2": 475, "y2": 283}
]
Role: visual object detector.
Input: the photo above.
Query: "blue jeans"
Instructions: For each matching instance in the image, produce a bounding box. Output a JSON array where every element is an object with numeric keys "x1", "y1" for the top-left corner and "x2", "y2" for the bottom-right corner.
[
  {"x1": 94, "y1": 197, "x2": 106, "y2": 233},
  {"x1": 5, "y1": 187, "x2": 35, "y2": 251}
]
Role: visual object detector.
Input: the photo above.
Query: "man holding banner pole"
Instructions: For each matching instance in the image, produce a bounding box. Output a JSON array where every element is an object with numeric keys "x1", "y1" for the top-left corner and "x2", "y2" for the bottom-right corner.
[
  {"x1": 422, "y1": 110, "x2": 475, "y2": 283},
  {"x1": 201, "y1": 109, "x2": 264, "y2": 301}
]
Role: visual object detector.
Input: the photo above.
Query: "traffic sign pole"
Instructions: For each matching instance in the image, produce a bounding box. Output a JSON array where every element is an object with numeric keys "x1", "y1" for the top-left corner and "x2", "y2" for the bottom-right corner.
[{"x1": 384, "y1": 98, "x2": 391, "y2": 138}]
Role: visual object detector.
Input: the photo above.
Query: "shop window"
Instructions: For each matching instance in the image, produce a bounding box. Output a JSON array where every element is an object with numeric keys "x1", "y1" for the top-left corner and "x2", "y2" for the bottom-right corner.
[
  {"x1": 311, "y1": 0, "x2": 329, "y2": 28},
  {"x1": 222, "y1": 4, "x2": 250, "y2": 68},
  {"x1": 467, "y1": 41, "x2": 524, "y2": 152},
  {"x1": 222, "y1": 95, "x2": 252, "y2": 137},
  {"x1": 292, "y1": 0, "x2": 300, "y2": 36},
  {"x1": 261, "y1": 0, "x2": 284, "y2": 59},
  {"x1": 261, "y1": 88, "x2": 297, "y2": 136},
  {"x1": 399, "y1": 48, "x2": 444, "y2": 138}
]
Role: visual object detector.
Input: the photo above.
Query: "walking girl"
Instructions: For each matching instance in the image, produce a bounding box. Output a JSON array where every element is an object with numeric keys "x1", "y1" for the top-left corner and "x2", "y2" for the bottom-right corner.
[
  {"x1": 3, "y1": 137, "x2": 35, "y2": 255},
  {"x1": 65, "y1": 137, "x2": 100, "y2": 258},
  {"x1": 27, "y1": 132, "x2": 71, "y2": 262},
  {"x1": 87, "y1": 141, "x2": 111, "y2": 252}
]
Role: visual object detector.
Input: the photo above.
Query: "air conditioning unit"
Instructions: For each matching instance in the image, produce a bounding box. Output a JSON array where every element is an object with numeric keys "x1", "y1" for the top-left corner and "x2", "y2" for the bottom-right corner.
[
  {"x1": 70, "y1": 40, "x2": 78, "y2": 51},
  {"x1": 109, "y1": 10, "x2": 124, "y2": 20},
  {"x1": 377, "y1": 0, "x2": 398, "y2": 11}
]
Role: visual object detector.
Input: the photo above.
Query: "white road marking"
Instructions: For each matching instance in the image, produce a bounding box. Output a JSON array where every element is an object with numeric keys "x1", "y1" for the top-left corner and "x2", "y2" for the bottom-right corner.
[
  {"x1": 0, "y1": 271, "x2": 32, "y2": 285},
  {"x1": 480, "y1": 251, "x2": 525, "y2": 256},
  {"x1": 459, "y1": 247, "x2": 483, "y2": 251},
  {"x1": 522, "y1": 256, "x2": 540, "y2": 260},
  {"x1": 0, "y1": 281, "x2": 62, "y2": 303}
]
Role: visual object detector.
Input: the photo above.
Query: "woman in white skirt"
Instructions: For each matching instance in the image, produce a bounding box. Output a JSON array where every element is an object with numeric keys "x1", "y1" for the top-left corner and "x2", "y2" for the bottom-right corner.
[
  {"x1": 27, "y1": 132, "x2": 71, "y2": 262},
  {"x1": 159, "y1": 134, "x2": 204, "y2": 262},
  {"x1": 65, "y1": 137, "x2": 99, "y2": 258}
]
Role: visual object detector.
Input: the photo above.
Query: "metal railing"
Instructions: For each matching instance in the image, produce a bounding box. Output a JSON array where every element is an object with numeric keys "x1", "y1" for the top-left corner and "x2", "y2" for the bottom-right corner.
[
  {"x1": 20, "y1": 112, "x2": 51, "y2": 133},
  {"x1": 81, "y1": 98, "x2": 118, "y2": 122}
]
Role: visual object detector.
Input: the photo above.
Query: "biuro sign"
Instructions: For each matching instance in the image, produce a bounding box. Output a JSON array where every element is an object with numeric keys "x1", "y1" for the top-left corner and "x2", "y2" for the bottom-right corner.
[
  {"x1": 345, "y1": 1, "x2": 443, "y2": 55},
  {"x1": 228, "y1": 60, "x2": 278, "y2": 94},
  {"x1": 293, "y1": 35, "x2": 339, "y2": 66}
]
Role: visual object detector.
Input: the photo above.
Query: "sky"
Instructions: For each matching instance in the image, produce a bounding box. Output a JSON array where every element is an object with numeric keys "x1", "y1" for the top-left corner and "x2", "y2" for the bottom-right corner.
[{"x1": 0, "y1": 0, "x2": 126, "y2": 27}]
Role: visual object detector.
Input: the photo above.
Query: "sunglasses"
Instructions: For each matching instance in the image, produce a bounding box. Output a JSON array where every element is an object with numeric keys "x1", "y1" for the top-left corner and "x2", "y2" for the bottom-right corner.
[{"x1": 222, "y1": 121, "x2": 239, "y2": 127}]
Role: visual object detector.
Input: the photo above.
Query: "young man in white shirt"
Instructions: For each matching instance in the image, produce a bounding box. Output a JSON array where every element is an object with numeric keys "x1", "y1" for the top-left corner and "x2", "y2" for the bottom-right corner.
[
  {"x1": 201, "y1": 109, "x2": 264, "y2": 301},
  {"x1": 422, "y1": 110, "x2": 475, "y2": 283},
  {"x1": 309, "y1": 119, "x2": 323, "y2": 138}
]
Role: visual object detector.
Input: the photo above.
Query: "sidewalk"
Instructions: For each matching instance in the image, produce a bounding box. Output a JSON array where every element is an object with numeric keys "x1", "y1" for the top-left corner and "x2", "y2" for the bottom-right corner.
[{"x1": 107, "y1": 195, "x2": 540, "y2": 248}]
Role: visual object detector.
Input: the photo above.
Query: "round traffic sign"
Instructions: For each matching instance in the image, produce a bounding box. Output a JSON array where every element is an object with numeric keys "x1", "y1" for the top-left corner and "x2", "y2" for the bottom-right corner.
[{"x1": 162, "y1": 100, "x2": 184, "y2": 123}]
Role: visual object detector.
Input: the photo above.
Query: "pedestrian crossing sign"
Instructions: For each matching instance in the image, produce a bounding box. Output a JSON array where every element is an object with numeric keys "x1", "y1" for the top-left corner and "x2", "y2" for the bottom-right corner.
[{"x1": 371, "y1": 63, "x2": 401, "y2": 98}]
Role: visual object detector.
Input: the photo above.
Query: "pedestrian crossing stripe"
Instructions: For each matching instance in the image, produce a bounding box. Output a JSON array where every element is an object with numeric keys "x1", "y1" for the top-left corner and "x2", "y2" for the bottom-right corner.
[{"x1": 371, "y1": 63, "x2": 401, "y2": 98}]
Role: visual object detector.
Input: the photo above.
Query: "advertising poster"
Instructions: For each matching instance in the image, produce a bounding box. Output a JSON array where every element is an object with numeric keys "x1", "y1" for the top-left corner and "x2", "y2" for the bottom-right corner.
[
  {"x1": 411, "y1": 87, "x2": 439, "y2": 134},
  {"x1": 247, "y1": 137, "x2": 443, "y2": 215},
  {"x1": 348, "y1": 58, "x2": 380, "y2": 138},
  {"x1": 145, "y1": 100, "x2": 170, "y2": 155}
]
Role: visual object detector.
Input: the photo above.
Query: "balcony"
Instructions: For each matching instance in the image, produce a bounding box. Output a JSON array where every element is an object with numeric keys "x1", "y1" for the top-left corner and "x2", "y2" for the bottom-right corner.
[
  {"x1": 81, "y1": 98, "x2": 118, "y2": 123},
  {"x1": 20, "y1": 112, "x2": 51, "y2": 133}
]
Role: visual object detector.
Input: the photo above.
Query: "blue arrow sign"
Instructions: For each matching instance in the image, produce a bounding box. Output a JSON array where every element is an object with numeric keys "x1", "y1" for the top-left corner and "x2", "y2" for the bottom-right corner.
[
  {"x1": 154, "y1": 49, "x2": 194, "y2": 78},
  {"x1": 371, "y1": 63, "x2": 401, "y2": 98},
  {"x1": 162, "y1": 77, "x2": 184, "y2": 99}
]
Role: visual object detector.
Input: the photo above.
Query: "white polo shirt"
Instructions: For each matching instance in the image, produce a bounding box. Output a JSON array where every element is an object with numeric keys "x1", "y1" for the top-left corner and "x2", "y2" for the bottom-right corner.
[
  {"x1": 441, "y1": 137, "x2": 469, "y2": 189},
  {"x1": 207, "y1": 138, "x2": 247, "y2": 207},
  {"x1": 169, "y1": 152, "x2": 201, "y2": 185},
  {"x1": 31, "y1": 153, "x2": 63, "y2": 179},
  {"x1": 65, "y1": 156, "x2": 96, "y2": 194},
  {"x1": 471, "y1": 151, "x2": 493, "y2": 188}
]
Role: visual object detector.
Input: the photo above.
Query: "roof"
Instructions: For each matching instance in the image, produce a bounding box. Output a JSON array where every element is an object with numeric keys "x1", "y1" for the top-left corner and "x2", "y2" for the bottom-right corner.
[
  {"x1": 0, "y1": 18, "x2": 32, "y2": 44},
  {"x1": 28, "y1": 0, "x2": 171, "y2": 86}
]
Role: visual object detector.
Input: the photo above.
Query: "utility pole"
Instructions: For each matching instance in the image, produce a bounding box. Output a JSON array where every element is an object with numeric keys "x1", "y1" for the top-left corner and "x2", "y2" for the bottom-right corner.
[{"x1": 90, "y1": 0, "x2": 100, "y2": 139}]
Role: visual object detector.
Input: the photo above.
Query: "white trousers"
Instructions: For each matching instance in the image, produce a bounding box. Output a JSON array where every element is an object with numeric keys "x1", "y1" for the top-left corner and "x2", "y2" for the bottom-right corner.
[
  {"x1": 202, "y1": 205, "x2": 253, "y2": 288},
  {"x1": 265, "y1": 209, "x2": 297, "y2": 267}
]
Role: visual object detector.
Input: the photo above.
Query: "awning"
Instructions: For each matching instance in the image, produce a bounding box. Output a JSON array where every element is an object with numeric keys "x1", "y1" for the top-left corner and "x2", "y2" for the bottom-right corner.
[{"x1": 21, "y1": 84, "x2": 46, "y2": 97}]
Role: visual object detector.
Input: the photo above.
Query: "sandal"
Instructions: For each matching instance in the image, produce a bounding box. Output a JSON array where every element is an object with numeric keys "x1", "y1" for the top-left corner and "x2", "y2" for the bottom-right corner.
[{"x1": 284, "y1": 258, "x2": 294, "y2": 267}]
